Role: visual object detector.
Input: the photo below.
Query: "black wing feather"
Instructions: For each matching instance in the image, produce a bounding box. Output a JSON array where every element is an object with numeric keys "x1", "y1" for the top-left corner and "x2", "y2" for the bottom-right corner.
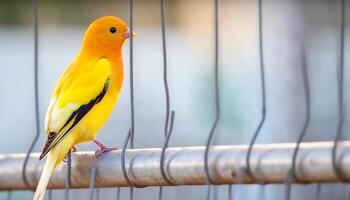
[{"x1": 39, "y1": 79, "x2": 110, "y2": 160}]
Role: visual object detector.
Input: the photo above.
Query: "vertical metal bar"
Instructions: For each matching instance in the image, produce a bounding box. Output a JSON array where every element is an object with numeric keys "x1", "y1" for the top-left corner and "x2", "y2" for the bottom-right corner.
[
  {"x1": 232, "y1": 167, "x2": 246, "y2": 200},
  {"x1": 204, "y1": 0, "x2": 220, "y2": 183},
  {"x1": 48, "y1": 190, "x2": 52, "y2": 200},
  {"x1": 160, "y1": 0, "x2": 170, "y2": 139},
  {"x1": 315, "y1": 184, "x2": 321, "y2": 200},
  {"x1": 128, "y1": 0, "x2": 135, "y2": 198},
  {"x1": 204, "y1": 0, "x2": 220, "y2": 200},
  {"x1": 158, "y1": 0, "x2": 168, "y2": 198},
  {"x1": 129, "y1": 0, "x2": 135, "y2": 150},
  {"x1": 228, "y1": 185, "x2": 233, "y2": 200},
  {"x1": 284, "y1": 3, "x2": 310, "y2": 199},
  {"x1": 129, "y1": 181, "x2": 134, "y2": 199},
  {"x1": 6, "y1": 191, "x2": 12, "y2": 200},
  {"x1": 332, "y1": 0, "x2": 347, "y2": 181},
  {"x1": 207, "y1": 185, "x2": 212, "y2": 200},
  {"x1": 22, "y1": 0, "x2": 40, "y2": 191},
  {"x1": 285, "y1": 21, "x2": 310, "y2": 200},
  {"x1": 116, "y1": 187, "x2": 120, "y2": 200},
  {"x1": 96, "y1": 189, "x2": 100, "y2": 200},
  {"x1": 246, "y1": 0, "x2": 266, "y2": 180},
  {"x1": 121, "y1": 130, "x2": 134, "y2": 200},
  {"x1": 159, "y1": 112, "x2": 175, "y2": 199},
  {"x1": 244, "y1": 0, "x2": 266, "y2": 199},
  {"x1": 122, "y1": 0, "x2": 135, "y2": 200},
  {"x1": 65, "y1": 151, "x2": 72, "y2": 200},
  {"x1": 158, "y1": 0, "x2": 176, "y2": 199},
  {"x1": 89, "y1": 163, "x2": 97, "y2": 200},
  {"x1": 158, "y1": 187, "x2": 163, "y2": 200}
]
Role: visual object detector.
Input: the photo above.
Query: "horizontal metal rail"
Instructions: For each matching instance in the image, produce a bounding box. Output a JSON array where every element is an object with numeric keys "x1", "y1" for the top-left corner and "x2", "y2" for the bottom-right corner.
[{"x1": 1, "y1": 141, "x2": 350, "y2": 190}]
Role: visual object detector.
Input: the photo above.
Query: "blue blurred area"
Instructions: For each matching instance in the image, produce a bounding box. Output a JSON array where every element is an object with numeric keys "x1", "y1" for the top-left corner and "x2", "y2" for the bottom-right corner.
[{"x1": 0, "y1": 0, "x2": 349, "y2": 199}]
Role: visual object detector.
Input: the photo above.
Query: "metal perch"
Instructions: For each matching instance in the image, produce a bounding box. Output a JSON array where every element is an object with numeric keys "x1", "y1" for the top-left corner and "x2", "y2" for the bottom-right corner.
[{"x1": 1, "y1": 141, "x2": 350, "y2": 190}]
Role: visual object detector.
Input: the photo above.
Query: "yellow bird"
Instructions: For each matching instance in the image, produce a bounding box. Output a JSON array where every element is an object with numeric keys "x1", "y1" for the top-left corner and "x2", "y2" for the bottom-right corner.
[{"x1": 33, "y1": 16, "x2": 134, "y2": 200}]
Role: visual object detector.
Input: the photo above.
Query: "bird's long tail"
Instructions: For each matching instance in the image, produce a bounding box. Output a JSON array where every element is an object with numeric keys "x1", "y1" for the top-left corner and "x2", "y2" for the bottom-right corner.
[
  {"x1": 33, "y1": 134, "x2": 74, "y2": 200},
  {"x1": 33, "y1": 153, "x2": 57, "y2": 200}
]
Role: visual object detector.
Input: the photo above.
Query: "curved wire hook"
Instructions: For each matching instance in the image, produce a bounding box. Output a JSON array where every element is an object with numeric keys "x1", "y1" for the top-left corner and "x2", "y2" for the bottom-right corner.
[
  {"x1": 285, "y1": 31, "x2": 311, "y2": 200},
  {"x1": 158, "y1": 0, "x2": 177, "y2": 198},
  {"x1": 245, "y1": 0, "x2": 266, "y2": 182},
  {"x1": 158, "y1": 0, "x2": 172, "y2": 197},
  {"x1": 332, "y1": 0, "x2": 347, "y2": 182},
  {"x1": 160, "y1": 0, "x2": 170, "y2": 139},
  {"x1": 121, "y1": 130, "x2": 135, "y2": 200},
  {"x1": 22, "y1": 0, "x2": 40, "y2": 191},
  {"x1": 241, "y1": 1, "x2": 267, "y2": 200},
  {"x1": 204, "y1": 0, "x2": 221, "y2": 186},
  {"x1": 160, "y1": 111, "x2": 176, "y2": 185},
  {"x1": 121, "y1": 129, "x2": 134, "y2": 186}
]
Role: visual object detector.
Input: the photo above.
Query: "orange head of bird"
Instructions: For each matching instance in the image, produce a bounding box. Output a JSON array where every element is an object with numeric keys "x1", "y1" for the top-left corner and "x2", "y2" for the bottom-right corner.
[{"x1": 81, "y1": 16, "x2": 135, "y2": 57}]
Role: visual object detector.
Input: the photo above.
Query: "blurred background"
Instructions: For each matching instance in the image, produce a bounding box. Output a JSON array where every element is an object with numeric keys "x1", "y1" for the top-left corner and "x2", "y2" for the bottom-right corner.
[{"x1": 0, "y1": 0, "x2": 349, "y2": 199}]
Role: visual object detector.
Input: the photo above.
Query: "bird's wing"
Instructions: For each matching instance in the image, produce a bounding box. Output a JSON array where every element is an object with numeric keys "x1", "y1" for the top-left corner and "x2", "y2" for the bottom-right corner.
[{"x1": 40, "y1": 58, "x2": 112, "y2": 159}]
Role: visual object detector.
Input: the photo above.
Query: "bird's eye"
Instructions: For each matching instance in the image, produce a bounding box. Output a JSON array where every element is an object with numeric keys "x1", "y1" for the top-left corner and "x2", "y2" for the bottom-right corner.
[{"x1": 109, "y1": 27, "x2": 117, "y2": 34}]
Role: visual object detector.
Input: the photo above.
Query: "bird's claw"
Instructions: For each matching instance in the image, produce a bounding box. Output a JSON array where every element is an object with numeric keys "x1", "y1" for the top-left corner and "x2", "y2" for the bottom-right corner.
[{"x1": 95, "y1": 147, "x2": 118, "y2": 158}]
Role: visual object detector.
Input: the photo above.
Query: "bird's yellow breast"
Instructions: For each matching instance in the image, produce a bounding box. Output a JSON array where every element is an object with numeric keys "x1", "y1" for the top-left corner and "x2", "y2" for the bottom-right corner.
[{"x1": 72, "y1": 57, "x2": 124, "y2": 143}]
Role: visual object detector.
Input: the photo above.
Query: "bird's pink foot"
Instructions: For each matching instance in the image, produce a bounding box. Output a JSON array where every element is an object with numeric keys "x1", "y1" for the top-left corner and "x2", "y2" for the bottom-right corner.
[
  {"x1": 95, "y1": 147, "x2": 118, "y2": 157},
  {"x1": 93, "y1": 139, "x2": 118, "y2": 157}
]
